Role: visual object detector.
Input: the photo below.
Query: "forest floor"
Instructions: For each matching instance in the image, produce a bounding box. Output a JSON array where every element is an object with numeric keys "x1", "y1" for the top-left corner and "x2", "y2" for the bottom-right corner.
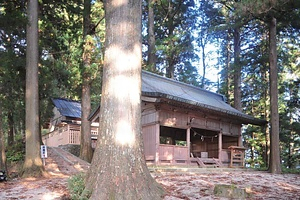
[{"x1": 0, "y1": 147, "x2": 299, "y2": 200}]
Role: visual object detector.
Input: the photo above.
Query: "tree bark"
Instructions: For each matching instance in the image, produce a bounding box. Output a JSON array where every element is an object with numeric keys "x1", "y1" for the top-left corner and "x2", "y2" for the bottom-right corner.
[
  {"x1": 82, "y1": 1, "x2": 164, "y2": 199},
  {"x1": 166, "y1": 57, "x2": 175, "y2": 79},
  {"x1": 7, "y1": 111, "x2": 14, "y2": 146},
  {"x1": 263, "y1": 67, "x2": 270, "y2": 168},
  {"x1": 268, "y1": 16, "x2": 281, "y2": 174},
  {"x1": 147, "y1": 0, "x2": 156, "y2": 71},
  {"x1": 0, "y1": 103, "x2": 7, "y2": 172},
  {"x1": 22, "y1": 0, "x2": 44, "y2": 177},
  {"x1": 80, "y1": 76, "x2": 93, "y2": 162},
  {"x1": 224, "y1": 31, "x2": 232, "y2": 102},
  {"x1": 80, "y1": 0, "x2": 93, "y2": 163},
  {"x1": 201, "y1": 40, "x2": 206, "y2": 88},
  {"x1": 233, "y1": 27, "x2": 242, "y2": 111}
]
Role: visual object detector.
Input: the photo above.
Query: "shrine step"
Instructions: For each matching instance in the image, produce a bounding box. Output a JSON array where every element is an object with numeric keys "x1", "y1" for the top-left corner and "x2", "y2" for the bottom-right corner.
[{"x1": 193, "y1": 158, "x2": 223, "y2": 168}]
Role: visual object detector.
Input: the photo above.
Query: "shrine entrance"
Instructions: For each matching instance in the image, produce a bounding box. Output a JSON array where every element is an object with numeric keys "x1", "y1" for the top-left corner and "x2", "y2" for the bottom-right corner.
[{"x1": 190, "y1": 127, "x2": 219, "y2": 159}]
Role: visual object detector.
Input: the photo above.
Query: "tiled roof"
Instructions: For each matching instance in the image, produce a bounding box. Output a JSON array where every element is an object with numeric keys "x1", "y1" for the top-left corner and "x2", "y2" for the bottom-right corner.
[
  {"x1": 142, "y1": 70, "x2": 266, "y2": 125},
  {"x1": 52, "y1": 98, "x2": 81, "y2": 118}
]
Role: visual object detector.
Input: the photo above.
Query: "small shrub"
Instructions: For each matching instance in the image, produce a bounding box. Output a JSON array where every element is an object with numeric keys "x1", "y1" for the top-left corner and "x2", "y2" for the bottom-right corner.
[
  {"x1": 67, "y1": 173, "x2": 90, "y2": 200},
  {"x1": 282, "y1": 167, "x2": 300, "y2": 174},
  {"x1": 6, "y1": 142, "x2": 25, "y2": 162}
]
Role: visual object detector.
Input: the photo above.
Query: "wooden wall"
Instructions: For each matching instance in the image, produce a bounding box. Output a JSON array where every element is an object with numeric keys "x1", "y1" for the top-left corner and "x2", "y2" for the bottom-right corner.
[
  {"x1": 141, "y1": 103, "x2": 159, "y2": 162},
  {"x1": 159, "y1": 109, "x2": 188, "y2": 128},
  {"x1": 141, "y1": 101, "x2": 243, "y2": 165},
  {"x1": 142, "y1": 102, "x2": 242, "y2": 136},
  {"x1": 141, "y1": 103, "x2": 158, "y2": 125},
  {"x1": 142, "y1": 125, "x2": 157, "y2": 162}
]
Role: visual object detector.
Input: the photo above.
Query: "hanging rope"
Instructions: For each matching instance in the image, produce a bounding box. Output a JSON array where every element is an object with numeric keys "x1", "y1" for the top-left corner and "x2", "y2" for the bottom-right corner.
[{"x1": 191, "y1": 128, "x2": 218, "y2": 142}]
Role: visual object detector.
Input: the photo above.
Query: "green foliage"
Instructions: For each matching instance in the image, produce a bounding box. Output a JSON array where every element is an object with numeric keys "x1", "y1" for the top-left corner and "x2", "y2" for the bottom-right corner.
[
  {"x1": 6, "y1": 141, "x2": 25, "y2": 162},
  {"x1": 281, "y1": 167, "x2": 300, "y2": 174},
  {"x1": 213, "y1": 0, "x2": 300, "y2": 171},
  {"x1": 143, "y1": 0, "x2": 199, "y2": 83},
  {"x1": 0, "y1": 0, "x2": 105, "y2": 150},
  {"x1": 0, "y1": 0, "x2": 300, "y2": 175},
  {"x1": 67, "y1": 173, "x2": 91, "y2": 200}
]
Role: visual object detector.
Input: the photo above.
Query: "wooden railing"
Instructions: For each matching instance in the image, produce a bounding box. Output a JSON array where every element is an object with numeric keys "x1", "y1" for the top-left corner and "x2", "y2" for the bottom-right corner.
[
  {"x1": 42, "y1": 126, "x2": 80, "y2": 147},
  {"x1": 42, "y1": 125, "x2": 99, "y2": 147},
  {"x1": 69, "y1": 129, "x2": 80, "y2": 144},
  {"x1": 159, "y1": 144, "x2": 188, "y2": 164}
]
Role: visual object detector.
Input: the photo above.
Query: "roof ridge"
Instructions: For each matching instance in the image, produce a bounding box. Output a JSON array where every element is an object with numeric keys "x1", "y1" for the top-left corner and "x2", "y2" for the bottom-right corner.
[
  {"x1": 51, "y1": 97, "x2": 81, "y2": 103},
  {"x1": 142, "y1": 70, "x2": 226, "y2": 102}
]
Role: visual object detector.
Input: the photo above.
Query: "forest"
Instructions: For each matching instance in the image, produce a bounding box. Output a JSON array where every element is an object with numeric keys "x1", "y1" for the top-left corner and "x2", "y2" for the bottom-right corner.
[{"x1": 0, "y1": 0, "x2": 299, "y2": 180}]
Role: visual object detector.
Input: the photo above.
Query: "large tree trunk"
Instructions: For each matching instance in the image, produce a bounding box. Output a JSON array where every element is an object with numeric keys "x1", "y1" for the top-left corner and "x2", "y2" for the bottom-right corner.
[
  {"x1": 80, "y1": 0, "x2": 93, "y2": 163},
  {"x1": 82, "y1": 0, "x2": 163, "y2": 199},
  {"x1": 147, "y1": 0, "x2": 156, "y2": 71},
  {"x1": 80, "y1": 77, "x2": 93, "y2": 162},
  {"x1": 233, "y1": 27, "x2": 242, "y2": 111},
  {"x1": 22, "y1": 0, "x2": 44, "y2": 177},
  {"x1": 268, "y1": 16, "x2": 281, "y2": 174}
]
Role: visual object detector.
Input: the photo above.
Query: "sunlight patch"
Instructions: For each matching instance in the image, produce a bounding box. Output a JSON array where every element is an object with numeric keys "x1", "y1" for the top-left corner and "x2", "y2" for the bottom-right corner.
[
  {"x1": 42, "y1": 192, "x2": 61, "y2": 200},
  {"x1": 115, "y1": 120, "x2": 135, "y2": 146},
  {"x1": 112, "y1": 0, "x2": 128, "y2": 7},
  {"x1": 109, "y1": 75, "x2": 140, "y2": 104}
]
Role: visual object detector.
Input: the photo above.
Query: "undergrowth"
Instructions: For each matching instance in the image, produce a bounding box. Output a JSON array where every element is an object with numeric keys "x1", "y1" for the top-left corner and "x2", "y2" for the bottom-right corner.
[
  {"x1": 6, "y1": 141, "x2": 25, "y2": 162},
  {"x1": 67, "y1": 172, "x2": 90, "y2": 200},
  {"x1": 282, "y1": 167, "x2": 300, "y2": 174}
]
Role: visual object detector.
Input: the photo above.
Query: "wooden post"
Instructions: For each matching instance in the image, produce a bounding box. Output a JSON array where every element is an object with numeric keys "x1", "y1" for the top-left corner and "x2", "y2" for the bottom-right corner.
[
  {"x1": 67, "y1": 124, "x2": 70, "y2": 145},
  {"x1": 238, "y1": 125, "x2": 242, "y2": 146},
  {"x1": 218, "y1": 132, "x2": 222, "y2": 160},
  {"x1": 155, "y1": 123, "x2": 160, "y2": 165},
  {"x1": 187, "y1": 127, "x2": 190, "y2": 164}
]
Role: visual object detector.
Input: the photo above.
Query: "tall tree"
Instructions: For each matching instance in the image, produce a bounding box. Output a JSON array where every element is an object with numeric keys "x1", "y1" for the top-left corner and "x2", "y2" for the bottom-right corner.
[
  {"x1": 80, "y1": 0, "x2": 93, "y2": 163},
  {"x1": 268, "y1": 16, "x2": 281, "y2": 173},
  {"x1": 82, "y1": 0, "x2": 163, "y2": 199},
  {"x1": 232, "y1": 0, "x2": 300, "y2": 173},
  {"x1": 154, "y1": 0, "x2": 198, "y2": 81},
  {"x1": 278, "y1": 33, "x2": 300, "y2": 169},
  {"x1": 147, "y1": 0, "x2": 157, "y2": 71},
  {"x1": 242, "y1": 30, "x2": 270, "y2": 167},
  {"x1": 22, "y1": 0, "x2": 44, "y2": 176},
  {"x1": 197, "y1": 0, "x2": 222, "y2": 89},
  {"x1": 0, "y1": 1, "x2": 27, "y2": 147},
  {"x1": 218, "y1": 0, "x2": 246, "y2": 110},
  {"x1": 0, "y1": 101, "x2": 7, "y2": 173},
  {"x1": 233, "y1": 26, "x2": 242, "y2": 111}
]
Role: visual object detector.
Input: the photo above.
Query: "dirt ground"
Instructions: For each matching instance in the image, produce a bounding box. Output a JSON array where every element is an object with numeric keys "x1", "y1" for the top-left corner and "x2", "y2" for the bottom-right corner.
[
  {"x1": 0, "y1": 147, "x2": 299, "y2": 200},
  {"x1": 155, "y1": 170, "x2": 300, "y2": 199}
]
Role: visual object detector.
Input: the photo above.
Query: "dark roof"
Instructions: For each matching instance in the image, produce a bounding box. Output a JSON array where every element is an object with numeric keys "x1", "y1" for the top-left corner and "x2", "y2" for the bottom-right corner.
[
  {"x1": 142, "y1": 70, "x2": 267, "y2": 125},
  {"x1": 52, "y1": 98, "x2": 81, "y2": 118}
]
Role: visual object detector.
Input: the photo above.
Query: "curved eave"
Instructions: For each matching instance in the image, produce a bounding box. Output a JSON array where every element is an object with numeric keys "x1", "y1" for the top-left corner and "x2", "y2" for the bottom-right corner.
[
  {"x1": 142, "y1": 92, "x2": 267, "y2": 126},
  {"x1": 88, "y1": 105, "x2": 100, "y2": 121}
]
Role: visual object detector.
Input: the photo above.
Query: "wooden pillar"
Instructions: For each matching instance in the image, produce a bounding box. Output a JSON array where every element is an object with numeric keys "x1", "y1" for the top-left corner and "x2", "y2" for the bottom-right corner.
[
  {"x1": 218, "y1": 132, "x2": 222, "y2": 159},
  {"x1": 67, "y1": 124, "x2": 70, "y2": 145},
  {"x1": 238, "y1": 126, "x2": 242, "y2": 146},
  {"x1": 155, "y1": 123, "x2": 160, "y2": 165},
  {"x1": 187, "y1": 127, "x2": 190, "y2": 164}
]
